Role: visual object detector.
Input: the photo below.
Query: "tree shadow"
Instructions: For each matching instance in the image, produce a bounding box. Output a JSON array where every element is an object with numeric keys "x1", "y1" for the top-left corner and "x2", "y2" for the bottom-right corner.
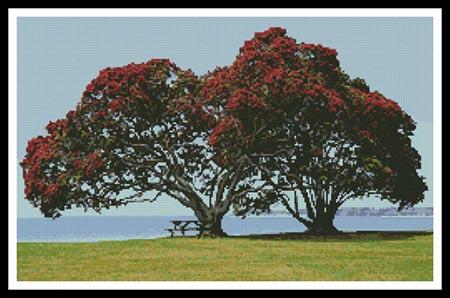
[{"x1": 230, "y1": 231, "x2": 433, "y2": 242}]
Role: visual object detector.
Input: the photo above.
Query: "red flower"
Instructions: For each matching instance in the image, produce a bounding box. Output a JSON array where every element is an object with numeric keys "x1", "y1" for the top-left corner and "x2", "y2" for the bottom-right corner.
[
  {"x1": 107, "y1": 81, "x2": 121, "y2": 92},
  {"x1": 82, "y1": 152, "x2": 106, "y2": 177},
  {"x1": 66, "y1": 110, "x2": 77, "y2": 121},
  {"x1": 35, "y1": 180, "x2": 45, "y2": 192},
  {"x1": 96, "y1": 110, "x2": 106, "y2": 118},
  {"x1": 73, "y1": 159, "x2": 83, "y2": 170},
  {"x1": 254, "y1": 27, "x2": 286, "y2": 41},
  {"x1": 227, "y1": 89, "x2": 266, "y2": 111},
  {"x1": 44, "y1": 183, "x2": 59, "y2": 197},
  {"x1": 327, "y1": 90, "x2": 345, "y2": 112},
  {"x1": 46, "y1": 119, "x2": 67, "y2": 135},
  {"x1": 208, "y1": 117, "x2": 242, "y2": 146},
  {"x1": 363, "y1": 92, "x2": 401, "y2": 117},
  {"x1": 85, "y1": 82, "x2": 95, "y2": 93},
  {"x1": 85, "y1": 165, "x2": 95, "y2": 177},
  {"x1": 300, "y1": 44, "x2": 337, "y2": 58},
  {"x1": 301, "y1": 83, "x2": 326, "y2": 98},
  {"x1": 360, "y1": 130, "x2": 371, "y2": 139},
  {"x1": 109, "y1": 99, "x2": 122, "y2": 112},
  {"x1": 264, "y1": 68, "x2": 285, "y2": 84}
]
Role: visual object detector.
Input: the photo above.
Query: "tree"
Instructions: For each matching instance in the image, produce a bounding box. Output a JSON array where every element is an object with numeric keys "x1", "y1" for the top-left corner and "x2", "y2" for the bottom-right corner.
[
  {"x1": 201, "y1": 27, "x2": 428, "y2": 234},
  {"x1": 21, "y1": 59, "x2": 261, "y2": 236},
  {"x1": 21, "y1": 28, "x2": 428, "y2": 236}
]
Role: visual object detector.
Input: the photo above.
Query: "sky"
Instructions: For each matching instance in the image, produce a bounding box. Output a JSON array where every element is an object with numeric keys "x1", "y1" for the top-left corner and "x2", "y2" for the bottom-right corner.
[{"x1": 16, "y1": 17, "x2": 433, "y2": 218}]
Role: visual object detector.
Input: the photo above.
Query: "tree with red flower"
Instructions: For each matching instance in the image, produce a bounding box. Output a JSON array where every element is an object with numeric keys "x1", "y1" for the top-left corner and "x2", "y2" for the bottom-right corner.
[
  {"x1": 201, "y1": 27, "x2": 427, "y2": 234},
  {"x1": 21, "y1": 27, "x2": 427, "y2": 236},
  {"x1": 21, "y1": 59, "x2": 261, "y2": 236}
]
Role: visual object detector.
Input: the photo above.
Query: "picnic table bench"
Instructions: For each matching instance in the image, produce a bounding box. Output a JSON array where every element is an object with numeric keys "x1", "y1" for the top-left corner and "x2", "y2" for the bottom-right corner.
[{"x1": 165, "y1": 220, "x2": 212, "y2": 238}]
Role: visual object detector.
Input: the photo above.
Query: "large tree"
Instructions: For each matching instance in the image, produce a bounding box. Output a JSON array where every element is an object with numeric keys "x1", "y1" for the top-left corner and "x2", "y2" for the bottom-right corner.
[
  {"x1": 21, "y1": 59, "x2": 261, "y2": 236},
  {"x1": 202, "y1": 27, "x2": 428, "y2": 234},
  {"x1": 22, "y1": 28, "x2": 428, "y2": 236}
]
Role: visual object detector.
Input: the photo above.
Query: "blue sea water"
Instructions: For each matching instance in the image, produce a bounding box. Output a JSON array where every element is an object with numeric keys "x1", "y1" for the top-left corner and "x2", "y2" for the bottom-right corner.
[{"x1": 17, "y1": 215, "x2": 433, "y2": 243}]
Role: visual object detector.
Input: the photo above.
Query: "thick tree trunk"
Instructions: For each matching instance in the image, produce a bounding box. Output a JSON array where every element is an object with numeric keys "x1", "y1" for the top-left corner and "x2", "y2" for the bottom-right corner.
[
  {"x1": 304, "y1": 213, "x2": 340, "y2": 235},
  {"x1": 207, "y1": 215, "x2": 227, "y2": 237},
  {"x1": 183, "y1": 192, "x2": 230, "y2": 238},
  {"x1": 197, "y1": 208, "x2": 228, "y2": 237},
  {"x1": 305, "y1": 222, "x2": 339, "y2": 234}
]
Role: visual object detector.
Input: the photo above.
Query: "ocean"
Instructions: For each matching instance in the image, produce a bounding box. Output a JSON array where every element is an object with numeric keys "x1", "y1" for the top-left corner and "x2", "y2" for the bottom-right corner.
[{"x1": 16, "y1": 215, "x2": 433, "y2": 242}]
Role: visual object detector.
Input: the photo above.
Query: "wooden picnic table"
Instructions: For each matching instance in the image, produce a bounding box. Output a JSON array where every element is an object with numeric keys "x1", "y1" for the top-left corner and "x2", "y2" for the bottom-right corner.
[{"x1": 166, "y1": 220, "x2": 203, "y2": 237}]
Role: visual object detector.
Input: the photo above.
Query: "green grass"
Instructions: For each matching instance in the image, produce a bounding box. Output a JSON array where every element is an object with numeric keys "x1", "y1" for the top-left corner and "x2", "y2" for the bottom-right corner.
[{"x1": 17, "y1": 232, "x2": 433, "y2": 281}]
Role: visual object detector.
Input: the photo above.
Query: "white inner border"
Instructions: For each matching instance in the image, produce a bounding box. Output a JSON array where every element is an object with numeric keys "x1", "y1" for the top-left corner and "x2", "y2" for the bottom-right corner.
[{"x1": 8, "y1": 8, "x2": 442, "y2": 290}]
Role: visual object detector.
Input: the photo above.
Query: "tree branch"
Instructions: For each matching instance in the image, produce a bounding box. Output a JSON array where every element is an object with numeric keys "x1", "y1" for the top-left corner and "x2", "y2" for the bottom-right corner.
[{"x1": 278, "y1": 192, "x2": 312, "y2": 228}]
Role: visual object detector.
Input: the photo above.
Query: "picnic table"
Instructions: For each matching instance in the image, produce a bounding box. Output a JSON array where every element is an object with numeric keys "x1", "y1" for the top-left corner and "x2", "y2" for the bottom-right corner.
[{"x1": 165, "y1": 220, "x2": 207, "y2": 238}]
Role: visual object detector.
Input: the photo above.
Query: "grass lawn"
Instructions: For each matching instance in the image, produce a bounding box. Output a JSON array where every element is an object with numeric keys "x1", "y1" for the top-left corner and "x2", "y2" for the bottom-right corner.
[{"x1": 17, "y1": 232, "x2": 433, "y2": 281}]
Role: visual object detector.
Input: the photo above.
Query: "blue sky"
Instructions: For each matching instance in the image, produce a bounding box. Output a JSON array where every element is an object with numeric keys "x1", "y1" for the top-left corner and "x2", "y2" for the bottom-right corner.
[{"x1": 17, "y1": 17, "x2": 433, "y2": 217}]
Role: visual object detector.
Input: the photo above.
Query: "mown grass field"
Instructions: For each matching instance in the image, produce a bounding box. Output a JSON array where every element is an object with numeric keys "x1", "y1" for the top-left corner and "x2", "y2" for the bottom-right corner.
[{"x1": 17, "y1": 232, "x2": 432, "y2": 281}]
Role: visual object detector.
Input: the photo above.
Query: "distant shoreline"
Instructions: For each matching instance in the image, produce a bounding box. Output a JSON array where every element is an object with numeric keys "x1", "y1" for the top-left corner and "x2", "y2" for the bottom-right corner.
[{"x1": 17, "y1": 206, "x2": 433, "y2": 219}]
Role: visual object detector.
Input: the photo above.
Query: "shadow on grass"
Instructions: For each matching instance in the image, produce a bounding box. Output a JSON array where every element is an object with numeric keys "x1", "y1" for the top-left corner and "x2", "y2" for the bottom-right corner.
[{"x1": 228, "y1": 231, "x2": 433, "y2": 242}]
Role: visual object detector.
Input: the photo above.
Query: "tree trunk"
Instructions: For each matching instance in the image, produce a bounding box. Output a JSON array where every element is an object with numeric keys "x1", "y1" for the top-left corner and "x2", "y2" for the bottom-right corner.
[
  {"x1": 198, "y1": 209, "x2": 228, "y2": 237},
  {"x1": 304, "y1": 212, "x2": 340, "y2": 235},
  {"x1": 305, "y1": 222, "x2": 339, "y2": 234},
  {"x1": 183, "y1": 192, "x2": 229, "y2": 238},
  {"x1": 208, "y1": 215, "x2": 227, "y2": 237}
]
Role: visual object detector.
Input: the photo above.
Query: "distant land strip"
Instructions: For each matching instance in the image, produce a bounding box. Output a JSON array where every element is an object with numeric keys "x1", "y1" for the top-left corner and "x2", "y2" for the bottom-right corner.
[{"x1": 266, "y1": 207, "x2": 433, "y2": 217}]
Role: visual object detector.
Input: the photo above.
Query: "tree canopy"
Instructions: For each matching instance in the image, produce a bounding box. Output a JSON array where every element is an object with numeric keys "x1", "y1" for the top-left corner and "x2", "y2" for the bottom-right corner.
[
  {"x1": 22, "y1": 27, "x2": 427, "y2": 235},
  {"x1": 199, "y1": 27, "x2": 427, "y2": 233},
  {"x1": 21, "y1": 59, "x2": 261, "y2": 235}
]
